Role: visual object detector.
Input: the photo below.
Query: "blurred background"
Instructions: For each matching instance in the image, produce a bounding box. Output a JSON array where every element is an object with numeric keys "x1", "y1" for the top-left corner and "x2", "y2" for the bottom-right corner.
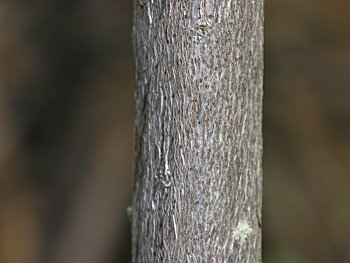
[{"x1": 0, "y1": 0, "x2": 349, "y2": 262}]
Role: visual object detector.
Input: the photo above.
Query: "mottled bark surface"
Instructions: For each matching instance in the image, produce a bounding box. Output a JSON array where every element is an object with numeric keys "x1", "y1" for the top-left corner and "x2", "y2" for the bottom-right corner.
[{"x1": 132, "y1": 1, "x2": 263, "y2": 262}]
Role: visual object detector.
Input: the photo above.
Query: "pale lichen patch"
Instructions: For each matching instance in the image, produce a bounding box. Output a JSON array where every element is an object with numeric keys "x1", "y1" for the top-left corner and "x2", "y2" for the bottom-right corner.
[
  {"x1": 126, "y1": 206, "x2": 133, "y2": 221},
  {"x1": 196, "y1": 18, "x2": 211, "y2": 37},
  {"x1": 232, "y1": 221, "x2": 253, "y2": 245}
]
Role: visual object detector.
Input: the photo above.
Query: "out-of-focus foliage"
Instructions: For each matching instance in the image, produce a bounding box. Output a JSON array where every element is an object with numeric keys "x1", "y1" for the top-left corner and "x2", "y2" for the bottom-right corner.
[
  {"x1": 264, "y1": 0, "x2": 350, "y2": 262},
  {"x1": 0, "y1": 1, "x2": 133, "y2": 263},
  {"x1": 0, "y1": 0, "x2": 349, "y2": 262}
]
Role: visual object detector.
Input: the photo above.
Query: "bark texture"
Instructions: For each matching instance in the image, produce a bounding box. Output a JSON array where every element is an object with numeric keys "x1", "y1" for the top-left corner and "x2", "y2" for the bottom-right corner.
[{"x1": 132, "y1": 1, "x2": 263, "y2": 262}]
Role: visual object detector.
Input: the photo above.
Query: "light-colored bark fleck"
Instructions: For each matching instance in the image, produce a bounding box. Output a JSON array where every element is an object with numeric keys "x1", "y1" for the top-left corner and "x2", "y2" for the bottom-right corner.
[{"x1": 132, "y1": 0, "x2": 263, "y2": 262}]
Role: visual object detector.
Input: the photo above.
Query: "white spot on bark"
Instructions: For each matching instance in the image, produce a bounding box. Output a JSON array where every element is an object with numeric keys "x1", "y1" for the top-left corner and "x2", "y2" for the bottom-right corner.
[
  {"x1": 160, "y1": 178, "x2": 172, "y2": 187},
  {"x1": 172, "y1": 214, "x2": 178, "y2": 240},
  {"x1": 160, "y1": 161, "x2": 172, "y2": 187},
  {"x1": 232, "y1": 221, "x2": 253, "y2": 244},
  {"x1": 147, "y1": 9, "x2": 152, "y2": 24}
]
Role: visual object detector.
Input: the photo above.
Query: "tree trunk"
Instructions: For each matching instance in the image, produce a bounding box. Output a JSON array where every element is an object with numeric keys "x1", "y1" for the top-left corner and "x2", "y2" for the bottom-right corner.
[{"x1": 132, "y1": 1, "x2": 263, "y2": 262}]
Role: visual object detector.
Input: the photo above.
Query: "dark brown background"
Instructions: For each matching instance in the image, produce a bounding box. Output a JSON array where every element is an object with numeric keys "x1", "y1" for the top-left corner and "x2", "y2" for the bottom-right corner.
[{"x1": 0, "y1": 0, "x2": 349, "y2": 262}]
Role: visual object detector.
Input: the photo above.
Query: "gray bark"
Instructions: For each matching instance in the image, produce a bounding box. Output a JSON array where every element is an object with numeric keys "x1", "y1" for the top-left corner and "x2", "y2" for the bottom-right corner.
[{"x1": 132, "y1": 1, "x2": 263, "y2": 262}]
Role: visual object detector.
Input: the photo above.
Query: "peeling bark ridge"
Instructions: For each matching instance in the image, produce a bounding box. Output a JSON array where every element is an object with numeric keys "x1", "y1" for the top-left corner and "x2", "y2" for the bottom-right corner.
[{"x1": 132, "y1": 1, "x2": 263, "y2": 262}]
